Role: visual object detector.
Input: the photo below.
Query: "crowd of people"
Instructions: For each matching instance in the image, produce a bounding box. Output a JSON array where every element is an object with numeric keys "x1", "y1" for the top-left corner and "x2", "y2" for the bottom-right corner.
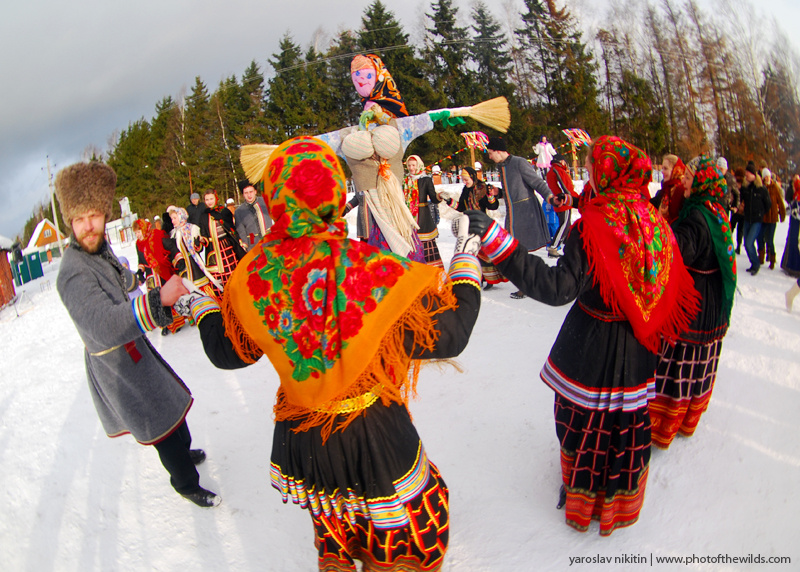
[{"x1": 51, "y1": 51, "x2": 800, "y2": 572}]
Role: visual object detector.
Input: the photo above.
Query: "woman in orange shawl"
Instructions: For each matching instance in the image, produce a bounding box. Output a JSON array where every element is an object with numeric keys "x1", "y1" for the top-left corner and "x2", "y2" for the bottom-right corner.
[
  {"x1": 180, "y1": 137, "x2": 483, "y2": 571},
  {"x1": 464, "y1": 136, "x2": 699, "y2": 535}
]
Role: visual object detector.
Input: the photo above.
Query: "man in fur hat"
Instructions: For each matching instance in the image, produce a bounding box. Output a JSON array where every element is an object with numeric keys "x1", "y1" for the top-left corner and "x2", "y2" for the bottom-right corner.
[
  {"x1": 55, "y1": 161, "x2": 220, "y2": 508},
  {"x1": 234, "y1": 179, "x2": 272, "y2": 251},
  {"x1": 486, "y1": 136, "x2": 563, "y2": 298}
]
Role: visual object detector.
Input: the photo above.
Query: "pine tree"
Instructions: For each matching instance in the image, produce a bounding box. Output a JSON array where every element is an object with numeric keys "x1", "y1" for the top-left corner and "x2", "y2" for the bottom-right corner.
[
  {"x1": 468, "y1": 1, "x2": 513, "y2": 100},
  {"x1": 266, "y1": 34, "x2": 316, "y2": 140},
  {"x1": 422, "y1": 0, "x2": 473, "y2": 107}
]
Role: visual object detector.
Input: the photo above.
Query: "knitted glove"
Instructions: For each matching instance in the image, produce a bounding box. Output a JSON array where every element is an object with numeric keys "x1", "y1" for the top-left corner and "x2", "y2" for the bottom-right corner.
[
  {"x1": 464, "y1": 209, "x2": 493, "y2": 239},
  {"x1": 451, "y1": 214, "x2": 481, "y2": 256},
  {"x1": 173, "y1": 278, "x2": 211, "y2": 318}
]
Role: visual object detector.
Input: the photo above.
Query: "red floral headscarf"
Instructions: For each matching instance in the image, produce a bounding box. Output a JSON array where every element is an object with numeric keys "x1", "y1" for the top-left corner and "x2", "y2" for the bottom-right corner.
[
  {"x1": 579, "y1": 135, "x2": 699, "y2": 352},
  {"x1": 223, "y1": 136, "x2": 455, "y2": 439},
  {"x1": 679, "y1": 156, "x2": 736, "y2": 325}
]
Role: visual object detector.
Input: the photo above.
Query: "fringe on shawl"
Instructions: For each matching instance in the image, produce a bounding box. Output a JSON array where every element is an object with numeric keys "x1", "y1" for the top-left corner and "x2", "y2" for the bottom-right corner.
[
  {"x1": 220, "y1": 287, "x2": 265, "y2": 365},
  {"x1": 579, "y1": 219, "x2": 701, "y2": 353},
  {"x1": 275, "y1": 274, "x2": 459, "y2": 443}
]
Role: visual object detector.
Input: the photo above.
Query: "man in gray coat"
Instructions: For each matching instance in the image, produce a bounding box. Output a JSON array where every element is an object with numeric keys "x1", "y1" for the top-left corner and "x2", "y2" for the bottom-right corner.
[
  {"x1": 234, "y1": 179, "x2": 272, "y2": 251},
  {"x1": 486, "y1": 137, "x2": 562, "y2": 298},
  {"x1": 55, "y1": 161, "x2": 220, "y2": 508}
]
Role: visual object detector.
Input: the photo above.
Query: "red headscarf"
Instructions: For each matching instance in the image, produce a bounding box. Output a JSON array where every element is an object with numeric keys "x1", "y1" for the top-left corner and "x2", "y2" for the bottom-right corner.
[
  {"x1": 133, "y1": 219, "x2": 175, "y2": 282},
  {"x1": 579, "y1": 136, "x2": 699, "y2": 352}
]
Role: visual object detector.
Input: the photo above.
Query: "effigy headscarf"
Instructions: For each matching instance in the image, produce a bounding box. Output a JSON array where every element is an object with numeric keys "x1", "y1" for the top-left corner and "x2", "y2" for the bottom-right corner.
[
  {"x1": 221, "y1": 136, "x2": 456, "y2": 439},
  {"x1": 678, "y1": 156, "x2": 737, "y2": 324},
  {"x1": 578, "y1": 135, "x2": 700, "y2": 352},
  {"x1": 351, "y1": 54, "x2": 409, "y2": 118}
]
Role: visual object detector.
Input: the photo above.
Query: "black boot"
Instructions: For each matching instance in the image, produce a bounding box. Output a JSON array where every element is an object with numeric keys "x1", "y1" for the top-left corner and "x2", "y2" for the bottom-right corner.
[
  {"x1": 557, "y1": 485, "x2": 567, "y2": 509},
  {"x1": 181, "y1": 487, "x2": 221, "y2": 508},
  {"x1": 189, "y1": 449, "x2": 206, "y2": 465}
]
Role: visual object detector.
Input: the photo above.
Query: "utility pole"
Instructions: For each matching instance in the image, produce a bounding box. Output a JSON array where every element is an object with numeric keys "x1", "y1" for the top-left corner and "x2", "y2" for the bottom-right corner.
[{"x1": 46, "y1": 156, "x2": 64, "y2": 256}]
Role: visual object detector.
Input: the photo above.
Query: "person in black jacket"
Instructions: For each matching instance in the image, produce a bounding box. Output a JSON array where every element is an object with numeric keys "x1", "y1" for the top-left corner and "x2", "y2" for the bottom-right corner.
[{"x1": 739, "y1": 161, "x2": 771, "y2": 274}]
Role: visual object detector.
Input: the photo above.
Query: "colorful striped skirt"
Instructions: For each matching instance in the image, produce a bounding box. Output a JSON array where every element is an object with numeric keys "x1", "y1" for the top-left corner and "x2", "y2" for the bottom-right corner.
[
  {"x1": 272, "y1": 402, "x2": 449, "y2": 571},
  {"x1": 554, "y1": 394, "x2": 651, "y2": 536},
  {"x1": 651, "y1": 338, "x2": 722, "y2": 449},
  {"x1": 313, "y1": 462, "x2": 449, "y2": 572}
]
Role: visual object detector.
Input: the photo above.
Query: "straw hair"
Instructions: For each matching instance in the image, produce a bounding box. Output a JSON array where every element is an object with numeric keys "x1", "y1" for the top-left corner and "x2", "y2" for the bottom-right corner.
[
  {"x1": 240, "y1": 144, "x2": 279, "y2": 183},
  {"x1": 449, "y1": 97, "x2": 511, "y2": 133}
]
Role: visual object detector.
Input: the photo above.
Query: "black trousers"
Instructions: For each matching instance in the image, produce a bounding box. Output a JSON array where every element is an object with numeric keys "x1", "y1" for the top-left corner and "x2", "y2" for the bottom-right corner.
[{"x1": 152, "y1": 421, "x2": 200, "y2": 494}]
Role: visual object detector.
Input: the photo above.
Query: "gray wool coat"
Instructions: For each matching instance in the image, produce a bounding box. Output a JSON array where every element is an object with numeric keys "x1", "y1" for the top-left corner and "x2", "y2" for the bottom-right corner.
[
  {"x1": 496, "y1": 155, "x2": 553, "y2": 251},
  {"x1": 57, "y1": 241, "x2": 193, "y2": 444}
]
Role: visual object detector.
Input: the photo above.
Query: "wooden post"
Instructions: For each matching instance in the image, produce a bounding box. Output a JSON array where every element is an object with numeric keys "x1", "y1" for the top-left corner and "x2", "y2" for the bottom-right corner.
[
  {"x1": 571, "y1": 141, "x2": 578, "y2": 179},
  {"x1": 470, "y1": 147, "x2": 476, "y2": 169}
]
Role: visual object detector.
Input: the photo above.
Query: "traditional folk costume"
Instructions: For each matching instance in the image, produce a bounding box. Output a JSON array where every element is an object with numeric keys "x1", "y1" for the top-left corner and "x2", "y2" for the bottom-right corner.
[
  {"x1": 450, "y1": 167, "x2": 505, "y2": 285},
  {"x1": 653, "y1": 159, "x2": 686, "y2": 225},
  {"x1": 324, "y1": 54, "x2": 427, "y2": 263},
  {"x1": 404, "y1": 155, "x2": 443, "y2": 267},
  {"x1": 780, "y1": 176, "x2": 800, "y2": 277},
  {"x1": 546, "y1": 158, "x2": 579, "y2": 252},
  {"x1": 55, "y1": 161, "x2": 217, "y2": 508},
  {"x1": 166, "y1": 206, "x2": 223, "y2": 301},
  {"x1": 199, "y1": 192, "x2": 244, "y2": 289},
  {"x1": 651, "y1": 157, "x2": 736, "y2": 449},
  {"x1": 473, "y1": 136, "x2": 699, "y2": 535},
  {"x1": 183, "y1": 138, "x2": 482, "y2": 570},
  {"x1": 133, "y1": 219, "x2": 186, "y2": 335}
]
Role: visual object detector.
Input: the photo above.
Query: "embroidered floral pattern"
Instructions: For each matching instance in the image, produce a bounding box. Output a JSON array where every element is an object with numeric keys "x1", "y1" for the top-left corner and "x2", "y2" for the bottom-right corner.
[{"x1": 247, "y1": 137, "x2": 413, "y2": 382}]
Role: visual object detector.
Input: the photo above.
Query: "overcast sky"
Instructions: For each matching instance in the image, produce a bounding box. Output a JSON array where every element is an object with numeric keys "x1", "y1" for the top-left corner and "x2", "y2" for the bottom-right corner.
[{"x1": 1, "y1": 0, "x2": 797, "y2": 240}]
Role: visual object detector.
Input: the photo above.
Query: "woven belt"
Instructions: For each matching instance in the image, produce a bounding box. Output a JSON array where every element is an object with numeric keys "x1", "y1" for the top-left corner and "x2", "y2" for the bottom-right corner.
[
  {"x1": 89, "y1": 341, "x2": 142, "y2": 363},
  {"x1": 90, "y1": 345, "x2": 122, "y2": 357},
  {"x1": 314, "y1": 384, "x2": 384, "y2": 415}
]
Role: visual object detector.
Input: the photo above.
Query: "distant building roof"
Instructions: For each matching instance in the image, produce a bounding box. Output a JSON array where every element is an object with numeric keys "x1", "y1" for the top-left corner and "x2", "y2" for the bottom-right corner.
[{"x1": 26, "y1": 218, "x2": 62, "y2": 251}]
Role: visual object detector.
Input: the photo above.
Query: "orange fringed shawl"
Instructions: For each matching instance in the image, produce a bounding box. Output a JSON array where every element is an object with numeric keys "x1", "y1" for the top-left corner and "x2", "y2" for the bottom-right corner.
[{"x1": 222, "y1": 136, "x2": 457, "y2": 440}]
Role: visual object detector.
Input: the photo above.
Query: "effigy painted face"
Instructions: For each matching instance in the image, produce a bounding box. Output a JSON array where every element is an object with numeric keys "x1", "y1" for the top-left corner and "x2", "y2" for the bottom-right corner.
[{"x1": 351, "y1": 68, "x2": 376, "y2": 98}]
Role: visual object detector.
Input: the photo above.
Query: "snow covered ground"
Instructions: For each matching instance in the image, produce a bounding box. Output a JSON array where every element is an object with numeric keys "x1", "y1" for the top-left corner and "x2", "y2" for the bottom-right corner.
[{"x1": 1, "y1": 188, "x2": 798, "y2": 571}]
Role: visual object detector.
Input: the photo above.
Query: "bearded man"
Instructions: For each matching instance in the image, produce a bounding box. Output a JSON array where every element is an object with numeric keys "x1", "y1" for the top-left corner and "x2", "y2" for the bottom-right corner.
[{"x1": 55, "y1": 161, "x2": 220, "y2": 508}]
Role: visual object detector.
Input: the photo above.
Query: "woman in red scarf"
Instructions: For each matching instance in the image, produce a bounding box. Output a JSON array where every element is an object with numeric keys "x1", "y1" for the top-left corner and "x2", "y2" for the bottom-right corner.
[
  {"x1": 179, "y1": 137, "x2": 483, "y2": 570},
  {"x1": 465, "y1": 136, "x2": 699, "y2": 535},
  {"x1": 133, "y1": 218, "x2": 185, "y2": 335},
  {"x1": 652, "y1": 154, "x2": 687, "y2": 224}
]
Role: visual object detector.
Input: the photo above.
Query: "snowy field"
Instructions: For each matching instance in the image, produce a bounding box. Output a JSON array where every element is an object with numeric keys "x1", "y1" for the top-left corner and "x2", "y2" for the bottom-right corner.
[{"x1": 1, "y1": 186, "x2": 798, "y2": 571}]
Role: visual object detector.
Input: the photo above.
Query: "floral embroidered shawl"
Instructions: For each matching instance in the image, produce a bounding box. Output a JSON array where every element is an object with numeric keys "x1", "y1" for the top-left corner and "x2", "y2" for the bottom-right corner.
[
  {"x1": 678, "y1": 156, "x2": 737, "y2": 325},
  {"x1": 579, "y1": 136, "x2": 699, "y2": 352},
  {"x1": 222, "y1": 137, "x2": 455, "y2": 439}
]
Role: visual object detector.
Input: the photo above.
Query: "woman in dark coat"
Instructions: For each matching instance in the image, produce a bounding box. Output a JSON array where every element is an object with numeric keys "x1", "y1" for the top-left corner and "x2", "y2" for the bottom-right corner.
[
  {"x1": 447, "y1": 166, "x2": 505, "y2": 287},
  {"x1": 465, "y1": 136, "x2": 699, "y2": 535},
  {"x1": 781, "y1": 175, "x2": 800, "y2": 277},
  {"x1": 651, "y1": 157, "x2": 736, "y2": 449}
]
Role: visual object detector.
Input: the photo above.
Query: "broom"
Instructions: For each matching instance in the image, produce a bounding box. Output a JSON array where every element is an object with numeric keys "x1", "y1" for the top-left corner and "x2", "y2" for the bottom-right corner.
[
  {"x1": 428, "y1": 96, "x2": 511, "y2": 133},
  {"x1": 239, "y1": 144, "x2": 278, "y2": 184}
]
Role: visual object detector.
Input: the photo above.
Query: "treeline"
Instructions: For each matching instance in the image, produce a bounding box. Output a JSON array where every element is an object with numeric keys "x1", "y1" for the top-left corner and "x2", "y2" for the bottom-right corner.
[{"x1": 21, "y1": 0, "x2": 800, "y2": 242}]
